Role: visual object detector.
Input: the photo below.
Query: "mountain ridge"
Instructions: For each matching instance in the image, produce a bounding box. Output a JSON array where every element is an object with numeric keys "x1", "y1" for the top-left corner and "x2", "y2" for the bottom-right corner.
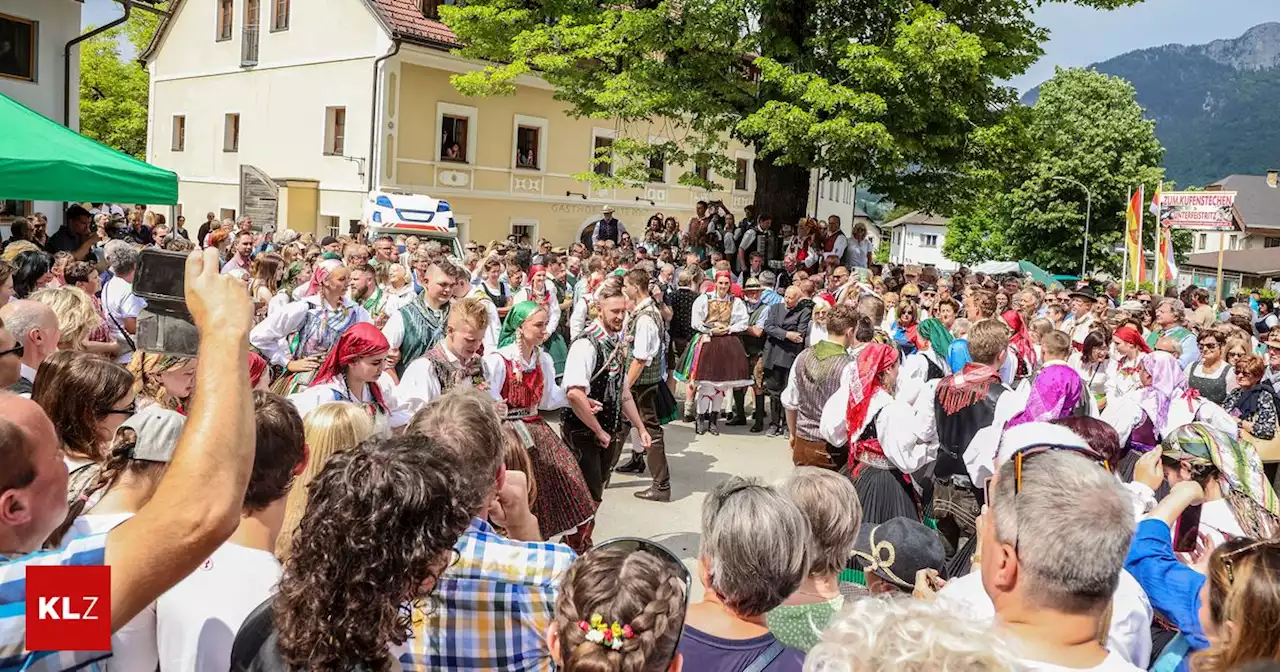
[{"x1": 1022, "y1": 23, "x2": 1280, "y2": 188}]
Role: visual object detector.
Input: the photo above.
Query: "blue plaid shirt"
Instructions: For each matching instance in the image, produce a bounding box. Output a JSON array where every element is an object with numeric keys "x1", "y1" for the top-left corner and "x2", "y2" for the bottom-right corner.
[
  {"x1": 398, "y1": 518, "x2": 576, "y2": 671},
  {"x1": 0, "y1": 534, "x2": 111, "y2": 672}
]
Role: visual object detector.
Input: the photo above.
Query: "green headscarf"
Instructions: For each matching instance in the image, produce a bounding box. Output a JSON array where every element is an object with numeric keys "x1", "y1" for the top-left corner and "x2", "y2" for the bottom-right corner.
[
  {"x1": 917, "y1": 318, "x2": 953, "y2": 354},
  {"x1": 498, "y1": 300, "x2": 545, "y2": 348}
]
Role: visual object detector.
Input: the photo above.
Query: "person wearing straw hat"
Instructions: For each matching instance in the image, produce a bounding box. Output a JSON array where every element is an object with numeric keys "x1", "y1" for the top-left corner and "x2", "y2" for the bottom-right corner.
[{"x1": 590, "y1": 206, "x2": 626, "y2": 248}]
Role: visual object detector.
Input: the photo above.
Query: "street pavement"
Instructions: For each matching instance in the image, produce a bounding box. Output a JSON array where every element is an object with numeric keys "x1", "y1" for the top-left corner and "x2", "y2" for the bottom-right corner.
[{"x1": 590, "y1": 417, "x2": 795, "y2": 600}]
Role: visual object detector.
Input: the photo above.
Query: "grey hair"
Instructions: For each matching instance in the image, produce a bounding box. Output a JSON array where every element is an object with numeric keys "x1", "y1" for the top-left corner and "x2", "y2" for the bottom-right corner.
[
  {"x1": 950, "y1": 317, "x2": 972, "y2": 337},
  {"x1": 0, "y1": 300, "x2": 56, "y2": 347},
  {"x1": 105, "y1": 244, "x2": 140, "y2": 275},
  {"x1": 660, "y1": 263, "x2": 676, "y2": 275},
  {"x1": 990, "y1": 451, "x2": 1134, "y2": 614},
  {"x1": 805, "y1": 596, "x2": 1020, "y2": 672},
  {"x1": 700, "y1": 477, "x2": 810, "y2": 617},
  {"x1": 1158, "y1": 297, "x2": 1185, "y2": 321},
  {"x1": 780, "y1": 467, "x2": 861, "y2": 576}
]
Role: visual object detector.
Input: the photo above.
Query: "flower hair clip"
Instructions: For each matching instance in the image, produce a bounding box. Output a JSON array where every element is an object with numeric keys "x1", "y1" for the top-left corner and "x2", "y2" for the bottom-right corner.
[{"x1": 578, "y1": 613, "x2": 634, "y2": 651}]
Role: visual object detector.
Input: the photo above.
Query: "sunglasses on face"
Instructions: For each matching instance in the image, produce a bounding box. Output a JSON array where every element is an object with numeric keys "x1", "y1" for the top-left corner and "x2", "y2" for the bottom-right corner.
[
  {"x1": 0, "y1": 343, "x2": 22, "y2": 358},
  {"x1": 100, "y1": 401, "x2": 137, "y2": 416},
  {"x1": 1201, "y1": 341, "x2": 1220, "y2": 350}
]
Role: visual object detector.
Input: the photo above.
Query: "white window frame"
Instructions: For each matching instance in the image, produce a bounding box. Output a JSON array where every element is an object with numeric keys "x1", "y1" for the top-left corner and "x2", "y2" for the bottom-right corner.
[
  {"x1": 590, "y1": 127, "x2": 617, "y2": 178},
  {"x1": 171, "y1": 114, "x2": 185, "y2": 152},
  {"x1": 510, "y1": 218, "x2": 539, "y2": 245},
  {"x1": 921, "y1": 233, "x2": 939, "y2": 248},
  {"x1": 733, "y1": 151, "x2": 754, "y2": 192},
  {"x1": 223, "y1": 112, "x2": 240, "y2": 153},
  {"x1": 320, "y1": 214, "x2": 340, "y2": 239},
  {"x1": 435, "y1": 102, "x2": 478, "y2": 165},
  {"x1": 512, "y1": 114, "x2": 548, "y2": 172},
  {"x1": 216, "y1": 0, "x2": 234, "y2": 41},
  {"x1": 324, "y1": 106, "x2": 347, "y2": 156}
]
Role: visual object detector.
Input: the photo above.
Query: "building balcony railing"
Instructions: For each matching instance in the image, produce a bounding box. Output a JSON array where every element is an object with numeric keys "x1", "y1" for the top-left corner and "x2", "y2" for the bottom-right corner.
[{"x1": 241, "y1": 26, "x2": 259, "y2": 66}]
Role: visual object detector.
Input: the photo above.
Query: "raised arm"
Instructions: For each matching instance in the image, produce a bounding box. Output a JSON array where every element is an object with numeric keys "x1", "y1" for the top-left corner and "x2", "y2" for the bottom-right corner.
[{"x1": 105, "y1": 247, "x2": 255, "y2": 629}]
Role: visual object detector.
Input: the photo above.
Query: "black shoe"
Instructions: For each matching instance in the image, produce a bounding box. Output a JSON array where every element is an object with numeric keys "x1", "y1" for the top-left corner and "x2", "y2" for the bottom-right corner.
[
  {"x1": 750, "y1": 414, "x2": 765, "y2": 433},
  {"x1": 634, "y1": 485, "x2": 671, "y2": 502},
  {"x1": 708, "y1": 417, "x2": 720, "y2": 436},
  {"x1": 770, "y1": 423, "x2": 786, "y2": 437},
  {"x1": 615, "y1": 453, "x2": 647, "y2": 474},
  {"x1": 727, "y1": 413, "x2": 747, "y2": 426},
  {"x1": 695, "y1": 413, "x2": 707, "y2": 435}
]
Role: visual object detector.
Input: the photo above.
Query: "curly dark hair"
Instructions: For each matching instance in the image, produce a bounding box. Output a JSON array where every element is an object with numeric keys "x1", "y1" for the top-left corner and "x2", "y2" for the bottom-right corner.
[
  {"x1": 273, "y1": 435, "x2": 473, "y2": 671},
  {"x1": 555, "y1": 547, "x2": 687, "y2": 672}
]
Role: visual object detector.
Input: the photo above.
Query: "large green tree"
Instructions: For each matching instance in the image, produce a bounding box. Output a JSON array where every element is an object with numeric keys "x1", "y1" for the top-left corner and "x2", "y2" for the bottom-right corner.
[
  {"x1": 441, "y1": 0, "x2": 1135, "y2": 225},
  {"x1": 79, "y1": 5, "x2": 164, "y2": 160},
  {"x1": 944, "y1": 67, "x2": 1167, "y2": 275}
]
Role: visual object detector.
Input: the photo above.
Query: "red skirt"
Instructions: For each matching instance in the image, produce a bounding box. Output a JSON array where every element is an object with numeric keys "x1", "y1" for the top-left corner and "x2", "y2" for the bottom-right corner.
[
  {"x1": 514, "y1": 418, "x2": 597, "y2": 539},
  {"x1": 692, "y1": 334, "x2": 751, "y2": 385}
]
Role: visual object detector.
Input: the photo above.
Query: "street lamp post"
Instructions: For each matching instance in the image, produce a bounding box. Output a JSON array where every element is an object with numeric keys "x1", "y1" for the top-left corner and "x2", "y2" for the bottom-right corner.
[{"x1": 1051, "y1": 176, "x2": 1092, "y2": 278}]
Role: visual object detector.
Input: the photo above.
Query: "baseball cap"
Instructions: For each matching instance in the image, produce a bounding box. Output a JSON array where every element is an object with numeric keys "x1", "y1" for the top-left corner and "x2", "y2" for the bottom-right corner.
[
  {"x1": 121, "y1": 407, "x2": 187, "y2": 463},
  {"x1": 851, "y1": 517, "x2": 946, "y2": 590},
  {"x1": 320, "y1": 235, "x2": 339, "y2": 247}
]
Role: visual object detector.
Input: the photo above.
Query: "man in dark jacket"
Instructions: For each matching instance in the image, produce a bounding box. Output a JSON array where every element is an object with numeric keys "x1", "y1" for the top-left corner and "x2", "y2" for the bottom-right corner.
[{"x1": 761, "y1": 285, "x2": 813, "y2": 436}]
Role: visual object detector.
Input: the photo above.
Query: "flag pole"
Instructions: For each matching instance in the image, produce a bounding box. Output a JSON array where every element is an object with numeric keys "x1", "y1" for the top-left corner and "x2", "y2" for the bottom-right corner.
[
  {"x1": 1153, "y1": 181, "x2": 1162, "y2": 295},
  {"x1": 1137, "y1": 183, "x2": 1145, "y2": 291},
  {"x1": 1216, "y1": 229, "x2": 1226, "y2": 307},
  {"x1": 1121, "y1": 186, "x2": 1131, "y2": 300}
]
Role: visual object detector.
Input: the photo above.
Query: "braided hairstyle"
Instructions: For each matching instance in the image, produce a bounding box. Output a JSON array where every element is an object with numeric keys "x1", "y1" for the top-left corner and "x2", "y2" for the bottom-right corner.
[
  {"x1": 44, "y1": 427, "x2": 165, "y2": 547},
  {"x1": 554, "y1": 547, "x2": 687, "y2": 672}
]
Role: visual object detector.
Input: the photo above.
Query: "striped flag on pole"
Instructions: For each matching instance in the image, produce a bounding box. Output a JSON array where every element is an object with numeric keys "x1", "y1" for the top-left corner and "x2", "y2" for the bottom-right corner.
[{"x1": 1126, "y1": 189, "x2": 1146, "y2": 284}]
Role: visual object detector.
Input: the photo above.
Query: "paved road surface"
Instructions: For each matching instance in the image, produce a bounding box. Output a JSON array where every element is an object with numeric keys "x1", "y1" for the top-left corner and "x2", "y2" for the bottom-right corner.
[{"x1": 590, "y1": 417, "x2": 795, "y2": 600}]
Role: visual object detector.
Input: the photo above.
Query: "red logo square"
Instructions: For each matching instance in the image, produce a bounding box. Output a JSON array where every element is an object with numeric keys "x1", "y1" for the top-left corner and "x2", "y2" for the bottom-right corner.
[{"x1": 25, "y1": 565, "x2": 111, "y2": 652}]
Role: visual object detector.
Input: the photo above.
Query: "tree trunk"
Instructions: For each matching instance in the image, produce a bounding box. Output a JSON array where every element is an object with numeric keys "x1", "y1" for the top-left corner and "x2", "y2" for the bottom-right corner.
[{"x1": 753, "y1": 156, "x2": 811, "y2": 226}]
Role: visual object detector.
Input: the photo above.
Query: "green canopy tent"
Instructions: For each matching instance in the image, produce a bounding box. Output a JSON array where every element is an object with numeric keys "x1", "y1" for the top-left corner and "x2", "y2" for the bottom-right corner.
[
  {"x1": 0, "y1": 92, "x2": 178, "y2": 204},
  {"x1": 973, "y1": 260, "x2": 1064, "y2": 290}
]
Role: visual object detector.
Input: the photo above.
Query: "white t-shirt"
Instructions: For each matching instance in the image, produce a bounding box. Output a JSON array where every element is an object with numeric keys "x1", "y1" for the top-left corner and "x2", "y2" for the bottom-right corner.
[
  {"x1": 936, "y1": 570, "x2": 1152, "y2": 669},
  {"x1": 102, "y1": 275, "x2": 147, "y2": 364},
  {"x1": 61, "y1": 513, "x2": 157, "y2": 672},
  {"x1": 1019, "y1": 652, "x2": 1144, "y2": 672},
  {"x1": 156, "y1": 542, "x2": 282, "y2": 672}
]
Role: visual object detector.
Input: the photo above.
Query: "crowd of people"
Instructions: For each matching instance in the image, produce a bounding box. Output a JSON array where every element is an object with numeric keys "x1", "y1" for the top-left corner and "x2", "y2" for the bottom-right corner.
[{"x1": 2, "y1": 198, "x2": 1280, "y2": 672}]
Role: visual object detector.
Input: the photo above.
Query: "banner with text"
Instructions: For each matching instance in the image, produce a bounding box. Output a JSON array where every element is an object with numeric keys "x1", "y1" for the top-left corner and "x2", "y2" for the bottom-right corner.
[{"x1": 1157, "y1": 191, "x2": 1237, "y2": 231}]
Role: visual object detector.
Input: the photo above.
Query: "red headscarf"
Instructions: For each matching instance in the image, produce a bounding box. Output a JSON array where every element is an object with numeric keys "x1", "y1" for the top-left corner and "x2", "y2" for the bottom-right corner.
[
  {"x1": 845, "y1": 343, "x2": 899, "y2": 445},
  {"x1": 1002, "y1": 310, "x2": 1035, "y2": 370},
  {"x1": 248, "y1": 352, "x2": 270, "y2": 389},
  {"x1": 309, "y1": 322, "x2": 391, "y2": 412},
  {"x1": 1114, "y1": 326, "x2": 1151, "y2": 354}
]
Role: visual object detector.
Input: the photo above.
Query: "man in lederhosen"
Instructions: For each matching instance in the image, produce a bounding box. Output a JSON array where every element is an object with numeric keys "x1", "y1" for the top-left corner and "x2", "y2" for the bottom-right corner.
[
  {"x1": 613, "y1": 270, "x2": 672, "y2": 501},
  {"x1": 562, "y1": 279, "x2": 650, "y2": 539}
]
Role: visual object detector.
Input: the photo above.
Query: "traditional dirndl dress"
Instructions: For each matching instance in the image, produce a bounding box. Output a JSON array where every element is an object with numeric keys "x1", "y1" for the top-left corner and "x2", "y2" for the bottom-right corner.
[
  {"x1": 497, "y1": 350, "x2": 596, "y2": 540},
  {"x1": 844, "y1": 408, "x2": 921, "y2": 525},
  {"x1": 678, "y1": 296, "x2": 751, "y2": 388}
]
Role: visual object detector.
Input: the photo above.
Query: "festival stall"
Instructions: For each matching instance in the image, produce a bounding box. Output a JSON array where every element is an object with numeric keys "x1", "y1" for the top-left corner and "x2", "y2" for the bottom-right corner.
[{"x1": 0, "y1": 92, "x2": 178, "y2": 204}]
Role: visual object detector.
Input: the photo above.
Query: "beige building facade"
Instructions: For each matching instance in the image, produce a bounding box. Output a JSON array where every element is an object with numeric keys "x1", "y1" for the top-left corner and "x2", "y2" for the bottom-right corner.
[
  {"x1": 143, "y1": 0, "x2": 865, "y2": 246},
  {"x1": 144, "y1": 0, "x2": 857, "y2": 245}
]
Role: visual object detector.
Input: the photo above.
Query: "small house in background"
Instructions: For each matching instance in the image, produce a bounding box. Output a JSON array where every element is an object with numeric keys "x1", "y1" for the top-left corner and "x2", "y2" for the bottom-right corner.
[
  {"x1": 883, "y1": 210, "x2": 957, "y2": 271},
  {"x1": 1181, "y1": 249, "x2": 1280, "y2": 297}
]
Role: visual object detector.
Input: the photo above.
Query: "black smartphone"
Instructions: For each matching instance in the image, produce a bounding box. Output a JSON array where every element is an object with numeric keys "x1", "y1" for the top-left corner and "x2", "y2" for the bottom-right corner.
[{"x1": 1174, "y1": 504, "x2": 1202, "y2": 553}]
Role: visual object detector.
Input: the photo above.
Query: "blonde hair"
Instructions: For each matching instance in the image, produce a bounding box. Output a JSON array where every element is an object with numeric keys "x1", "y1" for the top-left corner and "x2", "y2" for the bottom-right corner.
[
  {"x1": 805, "y1": 597, "x2": 1020, "y2": 672},
  {"x1": 448, "y1": 297, "x2": 491, "y2": 332},
  {"x1": 128, "y1": 351, "x2": 195, "y2": 411},
  {"x1": 0, "y1": 240, "x2": 40, "y2": 264},
  {"x1": 28, "y1": 286, "x2": 101, "y2": 349},
  {"x1": 277, "y1": 402, "x2": 376, "y2": 560}
]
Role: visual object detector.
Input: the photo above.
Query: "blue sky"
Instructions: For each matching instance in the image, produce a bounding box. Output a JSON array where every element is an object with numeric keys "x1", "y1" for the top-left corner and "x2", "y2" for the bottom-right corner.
[{"x1": 83, "y1": 0, "x2": 1280, "y2": 91}]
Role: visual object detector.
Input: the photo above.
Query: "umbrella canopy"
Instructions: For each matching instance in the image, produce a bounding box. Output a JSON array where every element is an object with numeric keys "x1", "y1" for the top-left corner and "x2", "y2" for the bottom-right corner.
[
  {"x1": 972, "y1": 260, "x2": 1063, "y2": 290},
  {"x1": 0, "y1": 93, "x2": 178, "y2": 204}
]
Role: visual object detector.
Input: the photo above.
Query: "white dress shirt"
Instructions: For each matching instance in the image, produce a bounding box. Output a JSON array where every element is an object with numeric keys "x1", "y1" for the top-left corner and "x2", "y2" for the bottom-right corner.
[
  {"x1": 512, "y1": 280, "x2": 561, "y2": 336},
  {"x1": 818, "y1": 386, "x2": 935, "y2": 474},
  {"x1": 248, "y1": 295, "x2": 372, "y2": 367},
  {"x1": 381, "y1": 297, "x2": 444, "y2": 351},
  {"x1": 629, "y1": 299, "x2": 662, "y2": 365},
  {"x1": 481, "y1": 344, "x2": 568, "y2": 409},
  {"x1": 690, "y1": 293, "x2": 748, "y2": 335}
]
